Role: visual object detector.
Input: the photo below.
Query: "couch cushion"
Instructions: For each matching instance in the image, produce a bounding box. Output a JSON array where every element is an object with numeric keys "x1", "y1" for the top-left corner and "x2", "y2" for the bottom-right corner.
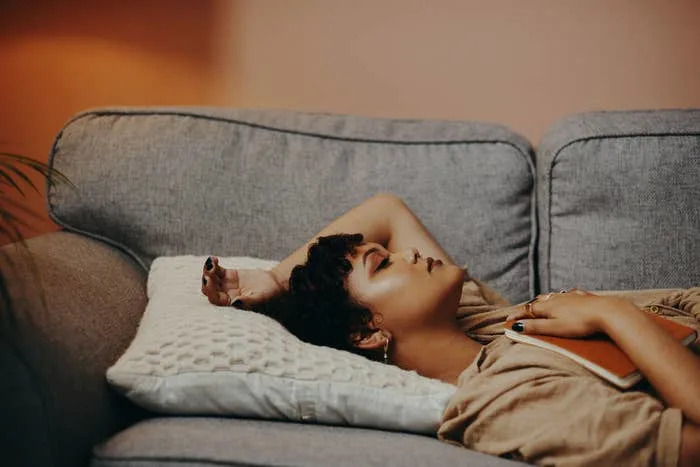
[
  {"x1": 91, "y1": 417, "x2": 529, "y2": 467},
  {"x1": 107, "y1": 255, "x2": 456, "y2": 435},
  {"x1": 48, "y1": 108, "x2": 534, "y2": 302},
  {"x1": 0, "y1": 232, "x2": 148, "y2": 467},
  {"x1": 537, "y1": 109, "x2": 700, "y2": 293}
]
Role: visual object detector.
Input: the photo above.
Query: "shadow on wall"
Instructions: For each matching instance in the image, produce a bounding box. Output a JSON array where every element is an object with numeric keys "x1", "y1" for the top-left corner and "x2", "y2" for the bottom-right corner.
[
  {"x1": 1, "y1": 0, "x2": 220, "y2": 66},
  {"x1": 0, "y1": 0, "x2": 227, "y2": 245}
]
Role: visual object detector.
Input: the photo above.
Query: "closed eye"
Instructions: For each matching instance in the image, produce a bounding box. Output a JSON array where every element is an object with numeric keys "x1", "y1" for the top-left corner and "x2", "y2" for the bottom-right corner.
[{"x1": 376, "y1": 257, "x2": 391, "y2": 271}]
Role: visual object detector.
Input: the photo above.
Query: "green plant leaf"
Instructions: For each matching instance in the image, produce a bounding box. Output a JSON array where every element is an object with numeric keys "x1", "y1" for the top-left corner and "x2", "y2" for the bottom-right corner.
[
  {"x1": 1, "y1": 196, "x2": 48, "y2": 223},
  {"x1": 0, "y1": 152, "x2": 74, "y2": 189},
  {"x1": 0, "y1": 213, "x2": 25, "y2": 244},
  {"x1": 0, "y1": 151, "x2": 67, "y2": 325},
  {"x1": 0, "y1": 167, "x2": 26, "y2": 196},
  {"x1": 0, "y1": 208, "x2": 34, "y2": 231}
]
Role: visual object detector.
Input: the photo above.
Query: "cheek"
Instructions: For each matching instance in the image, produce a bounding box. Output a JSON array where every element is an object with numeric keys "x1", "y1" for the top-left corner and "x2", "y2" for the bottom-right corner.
[
  {"x1": 361, "y1": 274, "x2": 413, "y2": 307},
  {"x1": 363, "y1": 273, "x2": 449, "y2": 322},
  {"x1": 349, "y1": 267, "x2": 466, "y2": 327}
]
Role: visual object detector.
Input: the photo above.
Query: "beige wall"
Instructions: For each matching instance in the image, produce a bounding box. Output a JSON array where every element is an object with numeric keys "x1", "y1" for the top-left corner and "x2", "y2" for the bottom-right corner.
[
  {"x1": 2, "y1": 0, "x2": 700, "y2": 242},
  {"x1": 219, "y1": 0, "x2": 700, "y2": 142}
]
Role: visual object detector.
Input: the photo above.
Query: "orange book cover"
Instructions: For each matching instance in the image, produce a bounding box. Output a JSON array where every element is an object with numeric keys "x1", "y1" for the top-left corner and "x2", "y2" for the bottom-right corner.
[{"x1": 503, "y1": 313, "x2": 697, "y2": 389}]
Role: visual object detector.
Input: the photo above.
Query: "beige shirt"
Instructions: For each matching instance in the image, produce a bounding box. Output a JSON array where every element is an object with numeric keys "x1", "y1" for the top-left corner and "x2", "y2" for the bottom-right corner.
[{"x1": 440, "y1": 281, "x2": 700, "y2": 466}]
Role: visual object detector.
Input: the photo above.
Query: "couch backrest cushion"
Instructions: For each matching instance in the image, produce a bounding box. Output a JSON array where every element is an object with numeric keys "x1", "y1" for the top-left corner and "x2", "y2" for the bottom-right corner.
[
  {"x1": 537, "y1": 109, "x2": 700, "y2": 293},
  {"x1": 48, "y1": 108, "x2": 535, "y2": 303}
]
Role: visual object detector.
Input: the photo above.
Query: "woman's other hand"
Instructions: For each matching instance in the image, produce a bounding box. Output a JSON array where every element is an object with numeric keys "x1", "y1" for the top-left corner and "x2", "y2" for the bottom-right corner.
[
  {"x1": 505, "y1": 289, "x2": 634, "y2": 338},
  {"x1": 201, "y1": 256, "x2": 283, "y2": 309}
]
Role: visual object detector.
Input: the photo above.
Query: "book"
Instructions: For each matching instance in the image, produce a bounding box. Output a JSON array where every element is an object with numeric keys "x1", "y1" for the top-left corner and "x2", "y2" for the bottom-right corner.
[{"x1": 503, "y1": 313, "x2": 697, "y2": 389}]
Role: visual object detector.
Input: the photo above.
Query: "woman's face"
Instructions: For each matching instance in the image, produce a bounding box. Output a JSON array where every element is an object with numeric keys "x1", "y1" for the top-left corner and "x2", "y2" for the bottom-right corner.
[{"x1": 344, "y1": 242, "x2": 465, "y2": 336}]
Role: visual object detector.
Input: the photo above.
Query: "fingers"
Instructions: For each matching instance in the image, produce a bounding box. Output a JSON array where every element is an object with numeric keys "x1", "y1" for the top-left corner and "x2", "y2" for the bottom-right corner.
[
  {"x1": 201, "y1": 273, "x2": 229, "y2": 306},
  {"x1": 218, "y1": 291, "x2": 235, "y2": 307},
  {"x1": 509, "y1": 299, "x2": 559, "y2": 334},
  {"x1": 202, "y1": 256, "x2": 240, "y2": 307},
  {"x1": 201, "y1": 272, "x2": 219, "y2": 303},
  {"x1": 202, "y1": 257, "x2": 218, "y2": 291},
  {"x1": 211, "y1": 256, "x2": 227, "y2": 280},
  {"x1": 201, "y1": 265, "x2": 219, "y2": 296},
  {"x1": 510, "y1": 318, "x2": 558, "y2": 335},
  {"x1": 223, "y1": 269, "x2": 246, "y2": 308},
  {"x1": 506, "y1": 288, "x2": 595, "y2": 320},
  {"x1": 506, "y1": 298, "x2": 545, "y2": 321},
  {"x1": 229, "y1": 294, "x2": 245, "y2": 309}
]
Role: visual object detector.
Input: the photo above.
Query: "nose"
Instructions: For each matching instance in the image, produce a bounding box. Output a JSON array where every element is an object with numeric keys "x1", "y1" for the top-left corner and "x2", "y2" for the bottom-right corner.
[{"x1": 402, "y1": 247, "x2": 420, "y2": 264}]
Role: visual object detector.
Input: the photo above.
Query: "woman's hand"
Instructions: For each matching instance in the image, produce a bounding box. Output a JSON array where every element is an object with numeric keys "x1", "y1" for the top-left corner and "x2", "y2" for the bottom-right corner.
[
  {"x1": 506, "y1": 289, "x2": 632, "y2": 338},
  {"x1": 201, "y1": 256, "x2": 284, "y2": 309}
]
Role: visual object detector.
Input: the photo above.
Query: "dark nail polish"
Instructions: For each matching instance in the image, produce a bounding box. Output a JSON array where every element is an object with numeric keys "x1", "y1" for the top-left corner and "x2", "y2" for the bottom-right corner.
[
  {"x1": 202, "y1": 277, "x2": 207, "y2": 286},
  {"x1": 232, "y1": 299, "x2": 243, "y2": 307},
  {"x1": 512, "y1": 322, "x2": 524, "y2": 332},
  {"x1": 205, "y1": 257, "x2": 213, "y2": 271}
]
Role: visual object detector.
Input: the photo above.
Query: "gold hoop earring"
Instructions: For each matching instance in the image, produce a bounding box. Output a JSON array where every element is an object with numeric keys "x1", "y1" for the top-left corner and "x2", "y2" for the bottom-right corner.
[{"x1": 383, "y1": 336, "x2": 390, "y2": 364}]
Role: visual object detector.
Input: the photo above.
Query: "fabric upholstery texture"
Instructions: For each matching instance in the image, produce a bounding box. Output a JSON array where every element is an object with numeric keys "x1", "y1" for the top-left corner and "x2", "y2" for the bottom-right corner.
[
  {"x1": 91, "y1": 417, "x2": 530, "y2": 467},
  {"x1": 0, "y1": 232, "x2": 148, "y2": 467},
  {"x1": 107, "y1": 256, "x2": 456, "y2": 434},
  {"x1": 537, "y1": 109, "x2": 700, "y2": 293},
  {"x1": 7, "y1": 107, "x2": 693, "y2": 467},
  {"x1": 48, "y1": 108, "x2": 535, "y2": 303}
]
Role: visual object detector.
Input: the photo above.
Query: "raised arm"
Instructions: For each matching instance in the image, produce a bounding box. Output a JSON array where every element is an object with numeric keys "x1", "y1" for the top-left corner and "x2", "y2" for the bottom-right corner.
[
  {"x1": 202, "y1": 193, "x2": 453, "y2": 308},
  {"x1": 270, "y1": 192, "x2": 455, "y2": 290},
  {"x1": 598, "y1": 302, "x2": 700, "y2": 423}
]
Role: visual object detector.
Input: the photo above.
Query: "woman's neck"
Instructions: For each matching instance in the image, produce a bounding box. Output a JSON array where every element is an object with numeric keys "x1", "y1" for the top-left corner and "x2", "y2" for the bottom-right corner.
[{"x1": 392, "y1": 325, "x2": 483, "y2": 385}]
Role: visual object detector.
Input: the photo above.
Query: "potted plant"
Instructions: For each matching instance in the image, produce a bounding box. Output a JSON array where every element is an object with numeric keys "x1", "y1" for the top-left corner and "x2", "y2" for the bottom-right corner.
[{"x1": 0, "y1": 151, "x2": 73, "y2": 315}]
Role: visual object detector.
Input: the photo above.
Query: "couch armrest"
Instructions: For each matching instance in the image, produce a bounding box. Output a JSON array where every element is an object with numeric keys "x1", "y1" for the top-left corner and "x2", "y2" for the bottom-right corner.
[{"x1": 0, "y1": 231, "x2": 148, "y2": 467}]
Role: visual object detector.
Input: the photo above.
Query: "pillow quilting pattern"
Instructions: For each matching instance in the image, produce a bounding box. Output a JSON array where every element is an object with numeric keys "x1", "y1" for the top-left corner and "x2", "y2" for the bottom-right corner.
[{"x1": 107, "y1": 256, "x2": 457, "y2": 433}]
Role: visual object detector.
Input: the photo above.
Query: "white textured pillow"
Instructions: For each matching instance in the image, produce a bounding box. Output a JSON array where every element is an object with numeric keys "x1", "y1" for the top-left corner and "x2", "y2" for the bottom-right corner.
[{"x1": 107, "y1": 255, "x2": 457, "y2": 434}]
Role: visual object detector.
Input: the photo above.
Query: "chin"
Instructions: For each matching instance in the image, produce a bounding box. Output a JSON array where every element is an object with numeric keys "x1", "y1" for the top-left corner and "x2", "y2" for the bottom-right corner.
[
  {"x1": 437, "y1": 264, "x2": 467, "y2": 298},
  {"x1": 443, "y1": 263, "x2": 467, "y2": 283},
  {"x1": 431, "y1": 268, "x2": 465, "y2": 320}
]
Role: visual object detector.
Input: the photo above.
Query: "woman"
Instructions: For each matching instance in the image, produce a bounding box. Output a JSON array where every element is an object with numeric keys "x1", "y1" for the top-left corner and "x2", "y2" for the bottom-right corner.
[{"x1": 200, "y1": 193, "x2": 700, "y2": 466}]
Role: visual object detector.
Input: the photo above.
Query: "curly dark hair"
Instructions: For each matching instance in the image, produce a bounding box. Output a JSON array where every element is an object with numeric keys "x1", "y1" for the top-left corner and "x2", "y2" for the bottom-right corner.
[{"x1": 253, "y1": 233, "x2": 379, "y2": 359}]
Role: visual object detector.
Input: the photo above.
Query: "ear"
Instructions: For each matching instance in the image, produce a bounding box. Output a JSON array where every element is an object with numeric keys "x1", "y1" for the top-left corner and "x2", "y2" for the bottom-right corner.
[{"x1": 353, "y1": 329, "x2": 391, "y2": 351}]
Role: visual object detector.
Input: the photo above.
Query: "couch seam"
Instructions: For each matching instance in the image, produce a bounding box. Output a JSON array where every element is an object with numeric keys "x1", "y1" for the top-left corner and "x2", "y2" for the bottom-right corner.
[
  {"x1": 549, "y1": 131, "x2": 700, "y2": 159},
  {"x1": 67, "y1": 109, "x2": 530, "y2": 147},
  {"x1": 545, "y1": 132, "x2": 700, "y2": 292},
  {"x1": 525, "y1": 148, "x2": 537, "y2": 299},
  {"x1": 47, "y1": 110, "x2": 537, "y2": 295},
  {"x1": 46, "y1": 123, "x2": 150, "y2": 272}
]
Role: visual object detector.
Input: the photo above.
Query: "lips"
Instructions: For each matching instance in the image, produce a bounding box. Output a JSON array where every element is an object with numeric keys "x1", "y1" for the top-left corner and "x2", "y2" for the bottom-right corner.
[{"x1": 427, "y1": 257, "x2": 442, "y2": 272}]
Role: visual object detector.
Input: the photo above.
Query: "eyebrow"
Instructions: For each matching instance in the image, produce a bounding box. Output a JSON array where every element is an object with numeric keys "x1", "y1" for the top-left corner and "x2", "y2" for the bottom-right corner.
[{"x1": 362, "y1": 247, "x2": 380, "y2": 269}]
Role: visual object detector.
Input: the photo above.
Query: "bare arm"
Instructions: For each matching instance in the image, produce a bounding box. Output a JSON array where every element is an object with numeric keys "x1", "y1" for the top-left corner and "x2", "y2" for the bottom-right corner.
[
  {"x1": 205, "y1": 193, "x2": 453, "y2": 308},
  {"x1": 270, "y1": 193, "x2": 454, "y2": 289},
  {"x1": 507, "y1": 293, "x2": 700, "y2": 465},
  {"x1": 600, "y1": 304, "x2": 700, "y2": 465},
  {"x1": 509, "y1": 292, "x2": 700, "y2": 423},
  {"x1": 598, "y1": 301, "x2": 700, "y2": 423}
]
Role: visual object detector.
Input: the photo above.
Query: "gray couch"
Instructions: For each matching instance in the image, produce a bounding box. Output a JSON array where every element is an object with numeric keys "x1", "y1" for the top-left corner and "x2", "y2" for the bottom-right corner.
[{"x1": 1, "y1": 108, "x2": 698, "y2": 467}]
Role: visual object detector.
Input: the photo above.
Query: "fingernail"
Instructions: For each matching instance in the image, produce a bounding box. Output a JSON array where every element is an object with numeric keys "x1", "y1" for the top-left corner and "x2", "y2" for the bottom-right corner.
[
  {"x1": 512, "y1": 322, "x2": 524, "y2": 332},
  {"x1": 232, "y1": 299, "x2": 243, "y2": 307},
  {"x1": 205, "y1": 257, "x2": 213, "y2": 271},
  {"x1": 202, "y1": 277, "x2": 207, "y2": 286}
]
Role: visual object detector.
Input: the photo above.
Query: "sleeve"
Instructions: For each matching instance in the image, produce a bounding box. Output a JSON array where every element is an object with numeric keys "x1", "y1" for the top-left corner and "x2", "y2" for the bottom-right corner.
[
  {"x1": 455, "y1": 276, "x2": 515, "y2": 345},
  {"x1": 647, "y1": 286, "x2": 700, "y2": 353},
  {"x1": 439, "y1": 342, "x2": 682, "y2": 466}
]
